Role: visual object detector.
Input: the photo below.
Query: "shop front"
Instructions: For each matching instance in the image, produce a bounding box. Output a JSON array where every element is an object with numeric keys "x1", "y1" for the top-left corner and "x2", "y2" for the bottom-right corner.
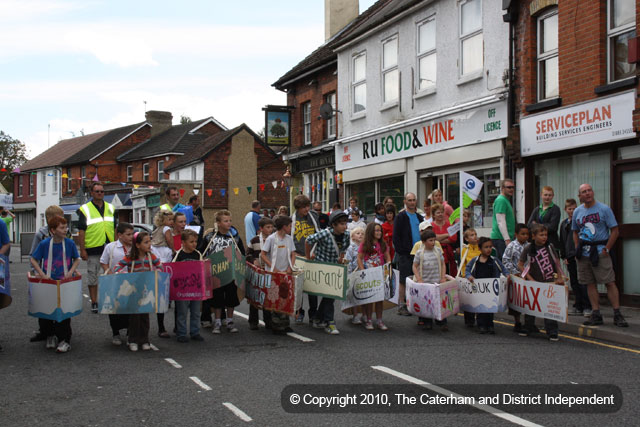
[
  {"x1": 287, "y1": 147, "x2": 338, "y2": 212},
  {"x1": 334, "y1": 97, "x2": 508, "y2": 232},
  {"x1": 520, "y1": 90, "x2": 639, "y2": 305}
]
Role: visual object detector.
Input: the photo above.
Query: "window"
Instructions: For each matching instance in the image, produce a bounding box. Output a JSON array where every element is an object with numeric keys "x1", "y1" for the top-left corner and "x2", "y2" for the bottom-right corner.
[
  {"x1": 536, "y1": 9, "x2": 559, "y2": 100},
  {"x1": 175, "y1": 171, "x2": 180, "y2": 181},
  {"x1": 143, "y1": 163, "x2": 149, "y2": 181},
  {"x1": 29, "y1": 174, "x2": 34, "y2": 196},
  {"x1": 352, "y1": 52, "x2": 367, "y2": 114},
  {"x1": 191, "y1": 166, "x2": 197, "y2": 180},
  {"x1": 325, "y1": 92, "x2": 337, "y2": 139},
  {"x1": 382, "y1": 36, "x2": 399, "y2": 103},
  {"x1": 53, "y1": 170, "x2": 58, "y2": 193},
  {"x1": 157, "y1": 160, "x2": 164, "y2": 181},
  {"x1": 607, "y1": 0, "x2": 636, "y2": 82},
  {"x1": 302, "y1": 102, "x2": 311, "y2": 145},
  {"x1": 306, "y1": 170, "x2": 327, "y2": 211},
  {"x1": 418, "y1": 17, "x2": 437, "y2": 90},
  {"x1": 348, "y1": 175, "x2": 404, "y2": 217},
  {"x1": 81, "y1": 166, "x2": 86, "y2": 179},
  {"x1": 66, "y1": 168, "x2": 72, "y2": 192},
  {"x1": 127, "y1": 165, "x2": 132, "y2": 182},
  {"x1": 41, "y1": 171, "x2": 46, "y2": 193},
  {"x1": 459, "y1": 0, "x2": 483, "y2": 76},
  {"x1": 18, "y1": 176, "x2": 23, "y2": 197}
]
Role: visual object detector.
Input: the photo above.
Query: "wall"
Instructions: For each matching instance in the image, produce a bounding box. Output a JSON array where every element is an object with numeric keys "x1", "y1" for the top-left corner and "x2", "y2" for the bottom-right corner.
[
  {"x1": 228, "y1": 130, "x2": 258, "y2": 242},
  {"x1": 169, "y1": 163, "x2": 205, "y2": 181}
]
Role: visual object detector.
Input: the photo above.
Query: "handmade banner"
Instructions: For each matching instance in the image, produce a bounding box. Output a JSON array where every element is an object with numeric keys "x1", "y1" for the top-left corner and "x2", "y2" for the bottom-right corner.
[
  {"x1": 163, "y1": 260, "x2": 214, "y2": 301},
  {"x1": 208, "y1": 246, "x2": 246, "y2": 300},
  {"x1": 245, "y1": 263, "x2": 303, "y2": 316},
  {"x1": 405, "y1": 278, "x2": 459, "y2": 321},
  {"x1": 0, "y1": 254, "x2": 11, "y2": 309},
  {"x1": 457, "y1": 276, "x2": 508, "y2": 313},
  {"x1": 27, "y1": 274, "x2": 83, "y2": 322},
  {"x1": 98, "y1": 271, "x2": 170, "y2": 314},
  {"x1": 294, "y1": 257, "x2": 348, "y2": 300},
  {"x1": 508, "y1": 276, "x2": 568, "y2": 323},
  {"x1": 342, "y1": 263, "x2": 399, "y2": 312}
]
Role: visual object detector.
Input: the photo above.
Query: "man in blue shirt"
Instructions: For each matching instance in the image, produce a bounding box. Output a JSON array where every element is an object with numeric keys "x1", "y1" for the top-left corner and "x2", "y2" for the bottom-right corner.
[
  {"x1": 572, "y1": 184, "x2": 628, "y2": 327},
  {"x1": 244, "y1": 200, "x2": 261, "y2": 243}
]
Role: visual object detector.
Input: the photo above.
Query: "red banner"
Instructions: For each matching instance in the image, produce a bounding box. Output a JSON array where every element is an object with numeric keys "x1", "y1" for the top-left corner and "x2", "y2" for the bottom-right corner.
[
  {"x1": 163, "y1": 260, "x2": 215, "y2": 300},
  {"x1": 245, "y1": 263, "x2": 302, "y2": 316}
]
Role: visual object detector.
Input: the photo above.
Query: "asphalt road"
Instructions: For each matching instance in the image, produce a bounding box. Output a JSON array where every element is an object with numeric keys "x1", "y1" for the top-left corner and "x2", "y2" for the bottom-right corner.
[{"x1": 2, "y1": 258, "x2": 639, "y2": 427}]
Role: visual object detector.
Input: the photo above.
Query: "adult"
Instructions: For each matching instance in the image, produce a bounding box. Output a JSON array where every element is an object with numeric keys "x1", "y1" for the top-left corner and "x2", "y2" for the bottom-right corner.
[
  {"x1": 291, "y1": 195, "x2": 320, "y2": 324},
  {"x1": 0, "y1": 216, "x2": 9, "y2": 351},
  {"x1": 77, "y1": 182, "x2": 115, "y2": 313},
  {"x1": 312, "y1": 201, "x2": 330, "y2": 230},
  {"x1": 572, "y1": 184, "x2": 628, "y2": 327},
  {"x1": 344, "y1": 196, "x2": 365, "y2": 222},
  {"x1": 0, "y1": 207, "x2": 14, "y2": 258},
  {"x1": 159, "y1": 186, "x2": 185, "y2": 212},
  {"x1": 330, "y1": 202, "x2": 342, "y2": 214},
  {"x1": 277, "y1": 205, "x2": 289, "y2": 216},
  {"x1": 422, "y1": 198, "x2": 432, "y2": 221},
  {"x1": 188, "y1": 195, "x2": 204, "y2": 226},
  {"x1": 527, "y1": 186, "x2": 560, "y2": 249},
  {"x1": 490, "y1": 179, "x2": 516, "y2": 260},
  {"x1": 243, "y1": 200, "x2": 261, "y2": 243},
  {"x1": 429, "y1": 189, "x2": 454, "y2": 217},
  {"x1": 431, "y1": 203, "x2": 458, "y2": 276},
  {"x1": 382, "y1": 196, "x2": 395, "y2": 207},
  {"x1": 393, "y1": 192, "x2": 423, "y2": 316}
]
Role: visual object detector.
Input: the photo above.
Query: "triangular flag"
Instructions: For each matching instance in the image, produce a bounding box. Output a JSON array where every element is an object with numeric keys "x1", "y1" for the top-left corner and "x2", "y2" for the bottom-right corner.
[
  {"x1": 121, "y1": 182, "x2": 126, "y2": 187},
  {"x1": 12, "y1": 167, "x2": 20, "y2": 173},
  {"x1": 286, "y1": 186, "x2": 289, "y2": 193},
  {"x1": 62, "y1": 173, "x2": 68, "y2": 179},
  {"x1": 233, "y1": 188, "x2": 239, "y2": 195},
  {"x1": 179, "y1": 188, "x2": 185, "y2": 197},
  {"x1": 246, "y1": 186, "x2": 252, "y2": 194},
  {"x1": 1, "y1": 168, "x2": 6, "y2": 172},
  {"x1": 134, "y1": 184, "x2": 140, "y2": 189},
  {"x1": 272, "y1": 181, "x2": 277, "y2": 189},
  {"x1": 259, "y1": 184, "x2": 265, "y2": 191},
  {"x1": 193, "y1": 189, "x2": 199, "y2": 195},
  {"x1": 206, "y1": 189, "x2": 213, "y2": 197},
  {"x1": 221, "y1": 189, "x2": 226, "y2": 197},
  {"x1": 106, "y1": 181, "x2": 111, "y2": 184},
  {"x1": 92, "y1": 174, "x2": 99, "y2": 182}
]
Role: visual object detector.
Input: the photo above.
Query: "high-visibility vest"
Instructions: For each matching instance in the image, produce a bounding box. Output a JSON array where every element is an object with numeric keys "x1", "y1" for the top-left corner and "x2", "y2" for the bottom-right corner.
[
  {"x1": 159, "y1": 203, "x2": 173, "y2": 212},
  {"x1": 81, "y1": 201, "x2": 115, "y2": 248}
]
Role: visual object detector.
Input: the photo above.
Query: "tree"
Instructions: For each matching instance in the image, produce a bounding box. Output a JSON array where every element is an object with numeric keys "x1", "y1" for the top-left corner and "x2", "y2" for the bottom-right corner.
[
  {"x1": 257, "y1": 127, "x2": 265, "y2": 139},
  {"x1": 0, "y1": 131, "x2": 29, "y2": 191},
  {"x1": 270, "y1": 123, "x2": 286, "y2": 138},
  {"x1": 180, "y1": 115, "x2": 192, "y2": 125}
]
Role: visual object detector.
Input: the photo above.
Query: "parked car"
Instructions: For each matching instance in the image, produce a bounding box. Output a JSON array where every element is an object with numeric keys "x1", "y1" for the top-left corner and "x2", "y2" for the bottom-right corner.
[{"x1": 131, "y1": 223, "x2": 153, "y2": 234}]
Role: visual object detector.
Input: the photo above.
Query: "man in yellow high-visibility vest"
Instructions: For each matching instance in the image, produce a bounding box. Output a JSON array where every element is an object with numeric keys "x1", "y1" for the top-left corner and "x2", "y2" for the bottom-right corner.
[
  {"x1": 159, "y1": 186, "x2": 185, "y2": 213},
  {"x1": 77, "y1": 182, "x2": 115, "y2": 313}
]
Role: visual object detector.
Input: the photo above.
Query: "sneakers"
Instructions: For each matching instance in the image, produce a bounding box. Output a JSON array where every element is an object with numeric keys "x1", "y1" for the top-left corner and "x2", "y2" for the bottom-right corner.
[
  {"x1": 227, "y1": 321, "x2": 238, "y2": 333},
  {"x1": 397, "y1": 305, "x2": 411, "y2": 316},
  {"x1": 295, "y1": 312, "x2": 305, "y2": 325},
  {"x1": 191, "y1": 334, "x2": 205, "y2": 341},
  {"x1": 46, "y1": 336, "x2": 58, "y2": 349},
  {"x1": 177, "y1": 336, "x2": 189, "y2": 343},
  {"x1": 312, "y1": 319, "x2": 327, "y2": 329},
  {"x1": 568, "y1": 308, "x2": 584, "y2": 316},
  {"x1": 377, "y1": 320, "x2": 389, "y2": 331},
  {"x1": 351, "y1": 315, "x2": 363, "y2": 325},
  {"x1": 91, "y1": 302, "x2": 99, "y2": 314},
  {"x1": 112, "y1": 335, "x2": 122, "y2": 346},
  {"x1": 201, "y1": 321, "x2": 212, "y2": 329},
  {"x1": 583, "y1": 313, "x2": 604, "y2": 326},
  {"x1": 583, "y1": 309, "x2": 593, "y2": 317},
  {"x1": 549, "y1": 334, "x2": 559, "y2": 342},
  {"x1": 518, "y1": 329, "x2": 529, "y2": 337},
  {"x1": 129, "y1": 343, "x2": 139, "y2": 352},
  {"x1": 614, "y1": 313, "x2": 629, "y2": 327},
  {"x1": 212, "y1": 323, "x2": 222, "y2": 334},
  {"x1": 56, "y1": 340, "x2": 71, "y2": 353},
  {"x1": 325, "y1": 323, "x2": 340, "y2": 335},
  {"x1": 141, "y1": 343, "x2": 151, "y2": 351},
  {"x1": 364, "y1": 320, "x2": 374, "y2": 330}
]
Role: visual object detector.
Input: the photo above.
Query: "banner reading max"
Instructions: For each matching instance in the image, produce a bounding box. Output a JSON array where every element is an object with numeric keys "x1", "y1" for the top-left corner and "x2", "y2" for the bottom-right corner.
[
  {"x1": 294, "y1": 257, "x2": 347, "y2": 300},
  {"x1": 508, "y1": 276, "x2": 568, "y2": 323}
]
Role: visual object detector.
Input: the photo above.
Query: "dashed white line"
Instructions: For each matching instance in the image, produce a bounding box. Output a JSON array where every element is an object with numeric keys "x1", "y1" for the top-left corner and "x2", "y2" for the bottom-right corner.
[
  {"x1": 570, "y1": 381, "x2": 578, "y2": 384},
  {"x1": 189, "y1": 376, "x2": 212, "y2": 391},
  {"x1": 83, "y1": 294, "x2": 89, "y2": 299},
  {"x1": 223, "y1": 402, "x2": 253, "y2": 422},
  {"x1": 164, "y1": 358, "x2": 182, "y2": 369},
  {"x1": 234, "y1": 311, "x2": 314, "y2": 342},
  {"x1": 372, "y1": 366, "x2": 543, "y2": 427},
  {"x1": 150, "y1": 344, "x2": 160, "y2": 351}
]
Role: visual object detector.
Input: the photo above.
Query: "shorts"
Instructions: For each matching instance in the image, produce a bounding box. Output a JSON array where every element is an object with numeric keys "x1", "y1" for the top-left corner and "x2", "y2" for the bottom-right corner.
[
  {"x1": 577, "y1": 253, "x2": 615, "y2": 285},
  {"x1": 211, "y1": 282, "x2": 240, "y2": 309},
  {"x1": 85, "y1": 255, "x2": 101, "y2": 287},
  {"x1": 397, "y1": 254, "x2": 414, "y2": 285}
]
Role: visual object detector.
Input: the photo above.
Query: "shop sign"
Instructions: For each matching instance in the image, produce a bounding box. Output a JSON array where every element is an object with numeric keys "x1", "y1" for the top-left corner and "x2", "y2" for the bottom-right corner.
[
  {"x1": 335, "y1": 101, "x2": 507, "y2": 170},
  {"x1": 295, "y1": 151, "x2": 335, "y2": 173},
  {"x1": 147, "y1": 194, "x2": 161, "y2": 208},
  {"x1": 264, "y1": 107, "x2": 291, "y2": 146},
  {"x1": 132, "y1": 197, "x2": 146, "y2": 209},
  {"x1": 520, "y1": 91, "x2": 635, "y2": 157}
]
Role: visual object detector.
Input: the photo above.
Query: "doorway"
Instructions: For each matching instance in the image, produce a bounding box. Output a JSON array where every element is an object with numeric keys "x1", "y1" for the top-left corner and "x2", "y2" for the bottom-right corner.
[{"x1": 614, "y1": 161, "x2": 640, "y2": 306}]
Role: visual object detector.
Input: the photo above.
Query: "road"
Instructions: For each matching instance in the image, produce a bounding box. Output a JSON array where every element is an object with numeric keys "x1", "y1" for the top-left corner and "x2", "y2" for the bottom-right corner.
[{"x1": 1, "y1": 258, "x2": 639, "y2": 427}]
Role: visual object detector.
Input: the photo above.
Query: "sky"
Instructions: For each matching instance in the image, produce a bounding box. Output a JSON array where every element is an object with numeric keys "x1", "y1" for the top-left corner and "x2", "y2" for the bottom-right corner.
[{"x1": 0, "y1": 0, "x2": 376, "y2": 160}]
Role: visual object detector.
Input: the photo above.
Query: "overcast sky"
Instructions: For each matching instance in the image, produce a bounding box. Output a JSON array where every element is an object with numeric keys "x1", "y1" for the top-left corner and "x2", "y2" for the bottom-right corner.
[{"x1": 0, "y1": 0, "x2": 376, "y2": 159}]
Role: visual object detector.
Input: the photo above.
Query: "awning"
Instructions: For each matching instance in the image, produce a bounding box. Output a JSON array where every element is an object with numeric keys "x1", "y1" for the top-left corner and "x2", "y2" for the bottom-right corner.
[
  {"x1": 61, "y1": 204, "x2": 81, "y2": 214},
  {"x1": 104, "y1": 194, "x2": 116, "y2": 203},
  {"x1": 13, "y1": 202, "x2": 36, "y2": 211},
  {"x1": 116, "y1": 193, "x2": 132, "y2": 206}
]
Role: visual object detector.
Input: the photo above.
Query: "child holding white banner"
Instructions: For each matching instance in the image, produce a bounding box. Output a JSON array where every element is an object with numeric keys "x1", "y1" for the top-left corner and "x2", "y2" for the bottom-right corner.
[
  {"x1": 465, "y1": 237, "x2": 506, "y2": 334},
  {"x1": 357, "y1": 223, "x2": 391, "y2": 331},
  {"x1": 502, "y1": 223, "x2": 530, "y2": 333},
  {"x1": 459, "y1": 228, "x2": 481, "y2": 328},
  {"x1": 517, "y1": 224, "x2": 565, "y2": 342},
  {"x1": 345, "y1": 226, "x2": 365, "y2": 325},
  {"x1": 412, "y1": 229, "x2": 447, "y2": 331}
]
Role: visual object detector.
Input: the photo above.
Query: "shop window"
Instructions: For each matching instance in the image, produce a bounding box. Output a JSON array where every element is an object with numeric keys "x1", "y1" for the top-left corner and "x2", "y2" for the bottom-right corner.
[
  {"x1": 348, "y1": 175, "x2": 405, "y2": 217},
  {"x1": 303, "y1": 102, "x2": 311, "y2": 145},
  {"x1": 127, "y1": 165, "x2": 132, "y2": 182},
  {"x1": 417, "y1": 16, "x2": 437, "y2": 91},
  {"x1": 143, "y1": 163, "x2": 149, "y2": 181},
  {"x1": 191, "y1": 166, "x2": 197, "y2": 180},
  {"x1": 306, "y1": 170, "x2": 327, "y2": 211},
  {"x1": 445, "y1": 168, "x2": 499, "y2": 228},
  {"x1": 537, "y1": 8, "x2": 558, "y2": 100},
  {"x1": 378, "y1": 176, "x2": 405, "y2": 210},
  {"x1": 607, "y1": 0, "x2": 636, "y2": 82},
  {"x1": 41, "y1": 171, "x2": 46, "y2": 194},
  {"x1": 325, "y1": 92, "x2": 336, "y2": 139},
  {"x1": 53, "y1": 170, "x2": 58, "y2": 194},
  {"x1": 382, "y1": 35, "x2": 399, "y2": 104},
  {"x1": 352, "y1": 51, "x2": 367, "y2": 114},
  {"x1": 157, "y1": 160, "x2": 164, "y2": 182},
  {"x1": 175, "y1": 171, "x2": 180, "y2": 181},
  {"x1": 459, "y1": 0, "x2": 483, "y2": 76}
]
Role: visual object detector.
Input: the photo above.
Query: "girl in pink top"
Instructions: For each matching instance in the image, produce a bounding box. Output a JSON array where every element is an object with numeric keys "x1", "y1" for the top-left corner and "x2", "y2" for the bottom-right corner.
[{"x1": 357, "y1": 223, "x2": 391, "y2": 331}]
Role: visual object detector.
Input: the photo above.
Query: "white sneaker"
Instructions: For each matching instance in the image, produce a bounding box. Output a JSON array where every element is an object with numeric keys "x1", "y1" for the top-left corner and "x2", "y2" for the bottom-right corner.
[
  {"x1": 226, "y1": 322, "x2": 238, "y2": 333},
  {"x1": 141, "y1": 343, "x2": 151, "y2": 351},
  {"x1": 212, "y1": 323, "x2": 222, "y2": 334},
  {"x1": 45, "y1": 336, "x2": 58, "y2": 349},
  {"x1": 201, "y1": 321, "x2": 212, "y2": 329},
  {"x1": 129, "y1": 343, "x2": 139, "y2": 352},
  {"x1": 325, "y1": 323, "x2": 340, "y2": 335},
  {"x1": 351, "y1": 315, "x2": 363, "y2": 325},
  {"x1": 56, "y1": 341, "x2": 71, "y2": 353},
  {"x1": 583, "y1": 309, "x2": 593, "y2": 317},
  {"x1": 112, "y1": 335, "x2": 122, "y2": 346}
]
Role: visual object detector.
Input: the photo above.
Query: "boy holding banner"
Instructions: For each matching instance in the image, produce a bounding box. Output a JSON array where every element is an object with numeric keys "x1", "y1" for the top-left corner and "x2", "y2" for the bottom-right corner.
[
  {"x1": 502, "y1": 223, "x2": 530, "y2": 333},
  {"x1": 291, "y1": 195, "x2": 320, "y2": 324},
  {"x1": 174, "y1": 229, "x2": 205, "y2": 343},
  {"x1": 247, "y1": 217, "x2": 274, "y2": 330}
]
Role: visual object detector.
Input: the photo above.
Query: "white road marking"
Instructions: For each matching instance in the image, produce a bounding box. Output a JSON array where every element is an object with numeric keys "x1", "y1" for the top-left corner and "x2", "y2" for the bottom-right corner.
[
  {"x1": 570, "y1": 381, "x2": 578, "y2": 384},
  {"x1": 189, "y1": 376, "x2": 212, "y2": 391},
  {"x1": 150, "y1": 344, "x2": 159, "y2": 351},
  {"x1": 223, "y1": 402, "x2": 253, "y2": 422},
  {"x1": 83, "y1": 294, "x2": 89, "y2": 299},
  {"x1": 372, "y1": 366, "x2": 543, "y2": 427},
  {"x1": 234, "y1": 311, "x2": 314, "y2": 342},
  {"x1": 164, "y1": 358, "x2": 182, "y2": 369}
]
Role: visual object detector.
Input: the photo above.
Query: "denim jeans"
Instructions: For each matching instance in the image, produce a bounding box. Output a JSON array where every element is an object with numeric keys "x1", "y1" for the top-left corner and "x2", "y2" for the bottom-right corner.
[
  {"x1": 307, "y1": 294, "x2": 318, "y2": 319},
  {"x1": 492, "y1": 239, "x2": 507, "y2": 261},
  {"x1": 176, "y1": 300, "x2": 201, "y2": 337}
]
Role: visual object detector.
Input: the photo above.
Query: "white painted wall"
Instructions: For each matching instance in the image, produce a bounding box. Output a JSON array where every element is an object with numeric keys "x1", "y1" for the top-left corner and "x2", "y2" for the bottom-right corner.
[{"x1": 169, "y1": 162, "x2": 204, "y2": 182}]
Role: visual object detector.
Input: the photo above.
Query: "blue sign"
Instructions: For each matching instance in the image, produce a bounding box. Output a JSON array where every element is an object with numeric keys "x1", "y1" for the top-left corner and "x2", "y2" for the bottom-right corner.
[{"x1": 99, "y1": 271, "x2": 170, "y2": 314}]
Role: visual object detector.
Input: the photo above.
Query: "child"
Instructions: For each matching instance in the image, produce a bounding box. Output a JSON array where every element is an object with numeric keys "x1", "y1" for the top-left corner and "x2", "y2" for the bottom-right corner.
[
  {"x1": 502, "y1": 223, "x2": 530, "y2": 332},
  {"x1": 173, "y1": 229, "x2": 205, "y2": 343},
  {"x1": 261, "y1": 215, "x2": 297, "y2": 334},
  {"x1": 465, "y1": 237, "x2": 506, "y2": 334},
  {"x1": 459, "y1": 228, "x2": 481, "y2": 328},
  {"x1": 113, "y1": 232, "x2": 161, "y2": 351},
  {"x1": 151, "y1": 211, "x2": 179, "y2": 338},
  {"x1": 358, "y1": 223, "x2": 391, "y2": 330},
  {"x1": 203, "y1": 210, "x2": 245, "y2": 334},
  {"x1": 172, "y1": 212, "x2": 187, "y2": 252},
  {"x1": 291, "y1": 194, "x2": 319, "y2": 324},
  {"x1": 559, "y1": 199, "x2": 592, "y2": 317},
  {"x1": 305, "y1": 210, "x2": 351, "y2": 335},
  {"x1": 373, "y1": 203, "x2": 386, "y2": 225},
  {"x1": 381, "y1": 205, "x2": 396, "y2": 261},
  {"x1": 345, "y1": 196, "x2": 365, "y2": 222},
  {"x1": 345, "y1": 226, "x2": 365, "y2": 324},
  {"x1": 247, "y1": 217, "x2": 275, "y2": 330},
  {"x1": 412, "y1": 229, "x2": 446, "y2": 331},
  {"x1": 517, "y1": 224, "x2": 565, "y2": 341},
  {"x1": 30, "y1": 216, "x2": 81, "y2": 353},
  {"x1": 100, "y1": 222, "x2": 134, "y2": 345},
  {"x1": 347, "y1": 210, "x2": 366, "y2": 232}
]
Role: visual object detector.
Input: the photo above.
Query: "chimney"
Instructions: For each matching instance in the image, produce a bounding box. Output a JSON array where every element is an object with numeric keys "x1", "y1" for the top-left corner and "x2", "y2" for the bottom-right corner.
[
  {"x1": 145, "y1": 110, "x2": 173, "y2": 137},
  {"x1": 325, "y1": 0, "x2": 359, "y2": 41}
]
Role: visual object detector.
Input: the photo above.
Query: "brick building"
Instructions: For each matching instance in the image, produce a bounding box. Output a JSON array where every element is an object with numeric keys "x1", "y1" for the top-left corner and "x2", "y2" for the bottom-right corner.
[{"x1": 507, "y1": 0, "x2": 639, "y2": 304}]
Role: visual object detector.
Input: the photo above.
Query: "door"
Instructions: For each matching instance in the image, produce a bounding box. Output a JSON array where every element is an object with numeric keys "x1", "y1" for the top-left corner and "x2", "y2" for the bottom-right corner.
[{"x1": 615, "y1": 162, "x2": 640, "y2": 306}]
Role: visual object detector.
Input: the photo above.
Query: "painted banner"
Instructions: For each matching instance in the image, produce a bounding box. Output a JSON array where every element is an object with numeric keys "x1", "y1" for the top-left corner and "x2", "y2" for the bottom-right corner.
[
  {"x1": 163, "y1": 260, "x2": 215, "y2": 301},
  {"x1": 405, "y1": 278, "x2": 459, "y2": 321},
  {"x1": 342, "y1": 263, "x2": 399, "y2": 312},
  {"x1": 457, "y1": 276, "x2": 508, "y2": 313},
  {"x1": 508, "y1": 276, "x2": 568, "y2": 323},
  {"x1": 98, "y1": 271, "x2": 170, "y2": 314},
  {"x1": 27, "y1": 274, "x2": 83, "y2": 321},
  {"x1": 294, "y1": 257, "x2": 348, "y2": 300},
  {"x1": 0, "y1": 254, "x2": 11, "y2": 309},
  {"x1": 245, "y1": 263, "x2": 303, "y2": 316},
  {"x1": 0, "y1": 194, "x2": 13, "y2": 210},
  {"x1": 208, "y1": 246, "x2": 246, "y2": 300}
]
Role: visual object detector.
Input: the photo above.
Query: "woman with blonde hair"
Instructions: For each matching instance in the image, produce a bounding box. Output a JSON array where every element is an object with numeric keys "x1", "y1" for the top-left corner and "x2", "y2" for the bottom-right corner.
[{"x1": 429, "y1": 189, "x2": 454, "y2": 217}]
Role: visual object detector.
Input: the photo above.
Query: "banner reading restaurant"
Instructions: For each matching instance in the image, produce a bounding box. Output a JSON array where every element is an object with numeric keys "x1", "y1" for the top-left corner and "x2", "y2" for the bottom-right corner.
[{"x1": 334, "y1": 100, "x2": 508, "y2": 170}]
